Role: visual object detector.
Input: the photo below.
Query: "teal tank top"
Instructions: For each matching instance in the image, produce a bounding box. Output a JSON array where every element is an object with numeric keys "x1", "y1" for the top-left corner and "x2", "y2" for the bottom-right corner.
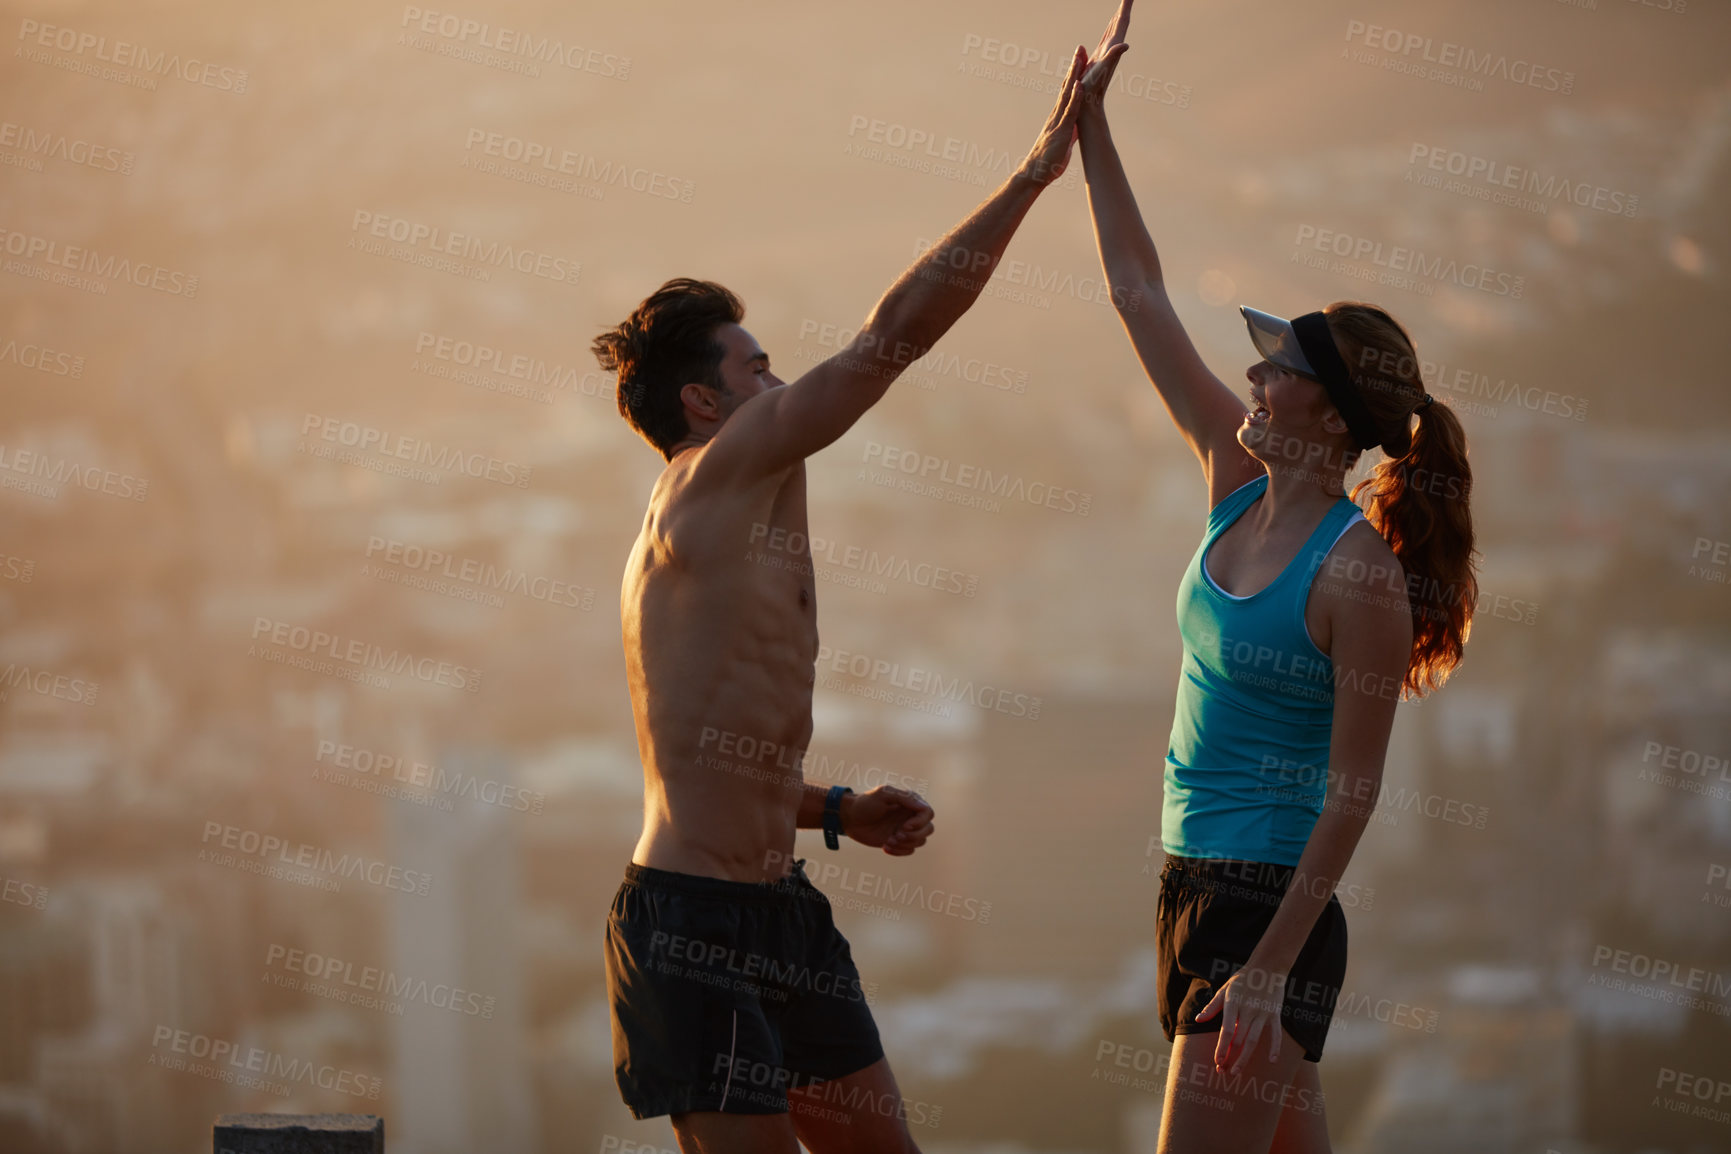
[{"x1": 1163, "y1": 473, "x2": 1367, "y2": 866}]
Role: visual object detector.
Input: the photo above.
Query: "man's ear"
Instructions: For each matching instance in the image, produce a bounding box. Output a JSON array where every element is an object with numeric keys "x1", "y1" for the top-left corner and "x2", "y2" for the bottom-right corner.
[
  {"x1": 680, "y1": 381, "x2": 723, "y2": 424},
  {"x1": 1320, "y1": 408, "x2": 1351, "y2": 437}
]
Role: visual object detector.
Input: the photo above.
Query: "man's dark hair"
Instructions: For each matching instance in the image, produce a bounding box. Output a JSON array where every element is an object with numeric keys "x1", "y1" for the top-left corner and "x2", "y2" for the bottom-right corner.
[{"x1": 591, "y1": 278, "x2": 745, "y2": 459}]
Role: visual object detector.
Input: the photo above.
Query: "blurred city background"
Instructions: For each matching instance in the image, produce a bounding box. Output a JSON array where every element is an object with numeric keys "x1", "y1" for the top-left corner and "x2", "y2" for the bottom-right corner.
[{"x1": 1, "y1": 0, "x2": 1728, "y2": 1150}]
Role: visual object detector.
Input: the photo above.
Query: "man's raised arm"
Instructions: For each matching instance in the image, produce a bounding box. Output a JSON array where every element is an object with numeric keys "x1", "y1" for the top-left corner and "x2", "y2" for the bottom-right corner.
[{"x1": 715, "y1": 45, "x2": 1090, "y2": 476}]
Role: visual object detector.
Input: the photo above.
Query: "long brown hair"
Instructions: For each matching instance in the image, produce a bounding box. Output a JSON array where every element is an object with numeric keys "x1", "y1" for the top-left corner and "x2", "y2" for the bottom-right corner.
[{"x1": 1324, "y1": 302, "x2": 1478, "y2": 698}]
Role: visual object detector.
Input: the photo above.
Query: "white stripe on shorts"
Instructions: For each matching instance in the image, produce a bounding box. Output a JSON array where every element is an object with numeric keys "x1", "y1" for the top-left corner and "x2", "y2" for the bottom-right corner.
[{"x1": 718, "y1": 1009, "x2": 739, "y2": 1112}]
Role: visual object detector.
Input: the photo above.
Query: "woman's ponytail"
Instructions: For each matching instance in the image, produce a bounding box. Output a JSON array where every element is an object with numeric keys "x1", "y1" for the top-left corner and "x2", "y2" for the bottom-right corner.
[{"x1": 1325, "y1": 303, "x2": 1480, "y2": 699}]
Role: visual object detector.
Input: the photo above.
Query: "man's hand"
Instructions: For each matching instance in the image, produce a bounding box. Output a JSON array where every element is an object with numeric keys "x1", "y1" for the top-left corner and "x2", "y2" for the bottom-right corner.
[
  {"x1": 1017, "y1": 46, "x2": 1088, "y2": 186},
  {"x1": 1080, "y1": 0, "x2": 1133, "y2": 117},
  {"x1": 843, "y1": 786, "x2": 934, "y2": 856}
]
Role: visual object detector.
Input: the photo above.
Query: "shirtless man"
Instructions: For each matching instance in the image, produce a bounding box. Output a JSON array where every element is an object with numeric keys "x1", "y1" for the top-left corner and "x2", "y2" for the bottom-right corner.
[{"x1": 589, "y1": 38, "x2": 1096, "y2": 1154}]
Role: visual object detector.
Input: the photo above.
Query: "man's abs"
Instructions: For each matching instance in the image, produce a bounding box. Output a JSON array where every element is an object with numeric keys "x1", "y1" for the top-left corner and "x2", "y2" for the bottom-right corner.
[{"x1": 621, "y1": 459, "x2": 819, "y2": 882}]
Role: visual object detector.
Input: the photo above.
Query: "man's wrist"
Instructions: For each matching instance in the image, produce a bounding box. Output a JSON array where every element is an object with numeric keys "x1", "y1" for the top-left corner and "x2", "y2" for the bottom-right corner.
[
  {"x1": 822, "y1": 785, "x2": 854, "y2": 850},
  {"x1": 838, "y1": 791, "x2": 857, "y2": 836},
  {"x1": 1009, "y1": 161, "x2": 1055, "y2": 192}
]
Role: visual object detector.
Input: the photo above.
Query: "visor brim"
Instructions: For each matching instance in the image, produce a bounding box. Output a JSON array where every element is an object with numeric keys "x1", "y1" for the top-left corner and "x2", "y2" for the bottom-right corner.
[{"x1": 1240, "y1": 306, "x2": 1318, "y2": 378}]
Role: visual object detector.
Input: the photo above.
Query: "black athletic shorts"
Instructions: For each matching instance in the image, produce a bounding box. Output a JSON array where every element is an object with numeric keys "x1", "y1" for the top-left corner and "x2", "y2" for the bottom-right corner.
[
  {"x1": 1156, "y1": 855, "x2": 1349, "y2": 1063},
  {"x1": 604, "y1": 859, "x2": 885, "y2": 1119}
]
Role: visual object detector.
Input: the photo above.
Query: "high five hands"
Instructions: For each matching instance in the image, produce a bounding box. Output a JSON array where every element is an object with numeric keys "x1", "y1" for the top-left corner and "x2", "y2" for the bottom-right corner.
[
  {"x1": 1080, "y1": 0, "x2": 1133, "y2": 113},
  {"x1": 1018, "y1": 0, "x2": 1134, "y2": 184}
]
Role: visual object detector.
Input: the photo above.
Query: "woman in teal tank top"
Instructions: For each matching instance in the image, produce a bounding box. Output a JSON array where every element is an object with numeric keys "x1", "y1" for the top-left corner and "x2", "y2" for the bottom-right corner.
[{"x1": 1074, "y1": 7, "x2": 1480, "y2": 1151}]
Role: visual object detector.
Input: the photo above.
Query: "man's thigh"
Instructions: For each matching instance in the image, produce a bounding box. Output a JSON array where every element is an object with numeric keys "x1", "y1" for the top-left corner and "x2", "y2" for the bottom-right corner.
[
  {"x1": 670, "y1": 1110, "x2": 801, "y2": 1154},
  {"x1": 787, "y1": 1057, "x2": 921, "y2": 1154},
  {"x1": 1157, "y1": 1028, "x2": 1316, "y2": 1154}
]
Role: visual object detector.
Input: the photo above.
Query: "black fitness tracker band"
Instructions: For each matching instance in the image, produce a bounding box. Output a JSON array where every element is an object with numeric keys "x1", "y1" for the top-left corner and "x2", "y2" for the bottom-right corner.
[{"x1": 823, "y1": 785, "x2": 853, "y2": 850}]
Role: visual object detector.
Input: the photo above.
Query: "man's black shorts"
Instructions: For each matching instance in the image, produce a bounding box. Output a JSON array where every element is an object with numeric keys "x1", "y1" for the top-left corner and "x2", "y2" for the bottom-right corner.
[
  {"x1": 604, "y1": 859, "x2": 885, "y2": 1119},
  {"x1": 1156, "y1": 855, "x2": 1349, "y2": 1063}
]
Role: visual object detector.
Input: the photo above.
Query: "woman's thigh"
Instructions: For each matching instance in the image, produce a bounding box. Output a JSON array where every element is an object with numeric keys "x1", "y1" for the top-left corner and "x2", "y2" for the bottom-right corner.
[
  {"x1": 1269, "y1": 1058, "x2": 1332, "y2": 1154},
  {"x1": 1157, "y1": 1028, "x2": 1321, "y2": 1154}
]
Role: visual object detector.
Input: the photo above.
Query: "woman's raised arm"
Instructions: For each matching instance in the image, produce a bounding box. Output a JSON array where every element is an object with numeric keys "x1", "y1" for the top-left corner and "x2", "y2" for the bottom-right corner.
[{"x1": 1076, "y1": 5, "x2": 1263, "y2": 506}]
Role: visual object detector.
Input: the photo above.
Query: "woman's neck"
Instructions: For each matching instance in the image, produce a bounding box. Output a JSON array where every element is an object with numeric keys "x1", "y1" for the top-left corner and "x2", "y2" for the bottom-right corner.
[{"x1": 1257, "y1": 460, "x2": 1349, "y2": 524}]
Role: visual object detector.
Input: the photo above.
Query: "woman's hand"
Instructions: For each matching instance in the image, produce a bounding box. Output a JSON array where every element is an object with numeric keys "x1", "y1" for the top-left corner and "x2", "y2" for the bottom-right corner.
[
  {"x1": 1193, "y1": 963, "x2": 1289, "y2": 1073},
  {"x1": 1079, "y1": 0, "x2": 1133, "y2": 119}
]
